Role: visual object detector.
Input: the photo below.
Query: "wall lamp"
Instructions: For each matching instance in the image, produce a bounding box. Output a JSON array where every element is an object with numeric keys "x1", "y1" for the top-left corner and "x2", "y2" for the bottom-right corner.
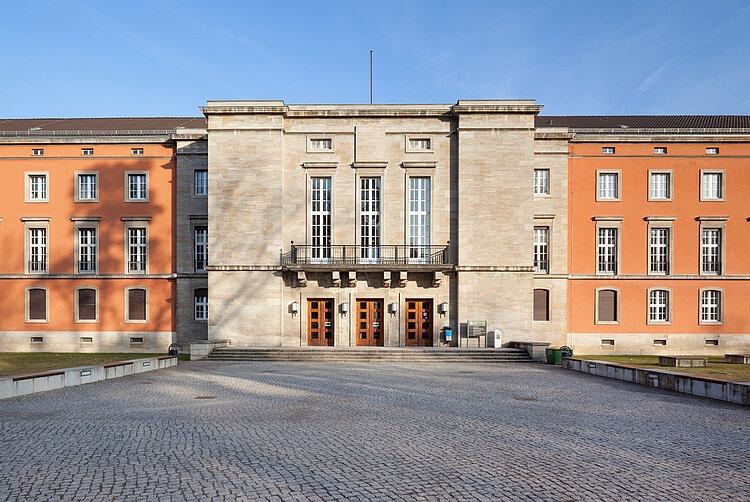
[
  {"x1": 388, "y1": 302, "x2": 398, "y2": 314},
  {"x1": 438, "y1": 302, "x2": 449, "y2": 315},
  {"x1": 290, "y1": 301, "x2": 299, "y2": 316},
  {"x1": 340, "y1": 302, "x2": 349, "y2": 314}
]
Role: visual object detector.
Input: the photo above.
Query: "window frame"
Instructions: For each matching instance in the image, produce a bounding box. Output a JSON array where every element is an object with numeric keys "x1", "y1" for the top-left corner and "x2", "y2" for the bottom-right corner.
[
  {"x1": 124, "y1": 171, "x2": 149, "y2": 202},
  {"x1": 194, "y1": 226, "x2": 208, "y2": 273},
  {"x1": 74, "y1": 286, "x2": 99, "y2": 323},
  {"x1": 406, "y1": 175, "x2": 432, "y2": 264},
  {"x1": 601, "y1": 146, "x2": 615, "y2": 155},
  {"x1": 405, "y1": 134, "x2": 434, "y2": 153},
  {"x1": 131, "y1": 148, "x2": 144, "y2": 156},
  {"x1": 306, "y1": 135, "x2": 335, "y2": 153},
  {"x1": 705, "y1": 147, "x2": 719, "y2": 155},
  {"x1": 25, "y1": 171, "x2": 49, "y2": 203},
  {"x1": 31, "y1": 148, "x2": 44, "y2": 156},
  {"x1": 648, "y1": 169, "x2": 673, "y2": 201},
  {"x1": 699, "y1": 288, "x2": 724, "y2": 325},
  {"x1": 123, "y1": 221, "x2": 149, "y2": 274},
  {"x1": 699, "y1": 223, "x2": 724, "y2": 276},
  {"x1": 24, "y1": 221, "x2": 49, "y2": 274},
  {"x1": 533, "y1": 226, "x2": 550, "y2": 274},
  {"x1": 532, "y1": 288, "x2": 551, "y2": 323},
  {"x1": 194, "y1": 169, "x2": 208, "y2": 197},
  {"x1": 533, "y1": 168, "x2": 550, "y2": 196},
  {"x1": 595, "y1": 220, "x2": 620, "y2": 275},
  {"x1": 595, "y1": 287, "x2": 620, "y2": 325},
  {"x1": 647, "y1": 220, "x2": 673, "y2": 276},
  {"x1": 647, "y1": 287, "x2": 672, "y2": 325},
  {"x1": 74, "y1": 171, "x2": 99, "y2": 202},
  {"x1": 699, "y1": 169, "x2": 725, "y2": 201},
  {"x1": 194, "y1": 288, "x2": 208, "y2": 321},
  {"x1": 124, "y1": 286, "x2": 149, "y2": 323},
  {"x1": 81, "y1": 148, "x2": 94, "y2": 156},
  {"x1": 358, "y1": 176, "x2": 382, "y2": 264},
  {"x1": 74, "y1": 222, "x2": 99, "y2": 274},
  {"x1": 595, "y1": 169, "x2": 621, "y2": 201},
  {"x1": 25, "y1": 286, "x2": 49, "y2": 323},
  {"x1": 653, "y1": 147, "x2": 667, "y2": 155}
]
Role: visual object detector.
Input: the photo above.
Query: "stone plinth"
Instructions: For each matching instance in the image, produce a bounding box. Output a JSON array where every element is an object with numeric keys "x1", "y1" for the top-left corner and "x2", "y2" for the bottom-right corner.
[{"x1": 658, "y1": 356, "x2": 708, "y2": 368}]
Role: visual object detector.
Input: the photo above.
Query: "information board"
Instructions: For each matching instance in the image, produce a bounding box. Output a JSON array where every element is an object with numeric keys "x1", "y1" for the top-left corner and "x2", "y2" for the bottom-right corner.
[{"x1": 467, "y1": 320, "x2": 487, "y2": 338}]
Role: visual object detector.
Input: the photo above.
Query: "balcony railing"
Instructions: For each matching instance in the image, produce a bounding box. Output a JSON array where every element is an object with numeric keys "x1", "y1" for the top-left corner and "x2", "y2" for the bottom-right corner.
[{"x1": 282, "y1": 245, "x2": 450, "y2": 266}]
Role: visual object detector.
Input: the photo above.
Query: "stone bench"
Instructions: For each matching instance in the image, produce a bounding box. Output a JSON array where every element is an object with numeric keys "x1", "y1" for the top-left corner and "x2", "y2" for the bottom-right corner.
[
  {"x1": 659, "y1": 356, "x2": 707, "y2": 368},
  {"x1": 724, "y1": 354, "x2": 750, "y2": 364}
]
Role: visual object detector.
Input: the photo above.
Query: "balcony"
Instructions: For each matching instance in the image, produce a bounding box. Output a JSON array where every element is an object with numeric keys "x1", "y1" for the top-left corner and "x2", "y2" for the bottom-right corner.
[{"x1": 281, "y1": 244, "x2": 451, "y2": 270}]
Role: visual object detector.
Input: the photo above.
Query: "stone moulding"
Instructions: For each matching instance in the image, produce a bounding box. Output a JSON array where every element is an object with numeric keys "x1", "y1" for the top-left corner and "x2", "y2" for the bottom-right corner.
[
  {"x1": 302, "y1": 161, "x2": 338, "y2": 169},
  {"x1": 204, "y1": 265, "x2": 284, "y2": 271}
]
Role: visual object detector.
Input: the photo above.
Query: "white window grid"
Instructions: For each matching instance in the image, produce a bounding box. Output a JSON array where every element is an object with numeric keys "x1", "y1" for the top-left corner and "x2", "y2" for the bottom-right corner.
[
  {"x1": 29, "y1": 228, "x2": 47, "y2": 273},
  {"x1": 194, "y1": 170, "x2": 208, "y2": 196},
  {"x1": 650, "y1": 173, "x2": 670, "y2": 199},
  {"x1": 78, "y1": 228, "x2": 97, "y2": 273},
  {"x1": 82, "y1": 148, "x2": 93, "y2": 156},
  {"x1": 360, "y1": 177, "x2": 381, "y2": 263},
  {"x1": 78, "y1": 174, "x2": 97, "y2": 200},
  {"x1": 649, "y1": 290, "x2": 669, "y2": 322},
  {"x1": 533, "y1": 227, "x2": 549, "y2": 274},
  {"x1": 597, "y1": 228, "x2": 617, "y2": 275},
  {"x1": 598, "y1": 173, "x2": 618, "y2": 199},
  {"x1": 32, "y1": 149, "x2": 44, "y2": 156},
  {"x1": 650, "y1": 228, "x2": 669, "y2": 275},
  {"x1": 534, "y1": 169, "x2": 549, "y2": 195},
  {"x1": 654, "y1": 147, "x2": 667, "y2": 155},
  {"x1": 311, "y1": 177, "x2": 332, "y2": 263},
  {"x1": 128, "y1": 174, "x2": 147, "y2": 200},
  {"x1": 128, "y1": 228, "x2": 147, "y2": 273},
  {"x1": 310, "y1": 138, "x2": 332, "y2": 150},
  {"x1": 29, "y1": 175, "x2": 47, "y2": 200},
  {"x1": 706, "y1": 147, "x2": 719, "y2": 155},
  {"x1": 409, "y1": 177, "x2": 430, "y2": 263},
  {"x1": 701, "y1": 290, "x2": 721, "y2": 322},
  {"x1": 194, "y1": 291, "x2": 208, "y2": 320},
  {"x1": 408, "y1": 138, "x2": 431, "y2": 150},
  {"x1": 194, "y1": 227, "x2": 208, "y2": 272},
  {"x1": 131, "y1": 148, "x2": 144, "y2": 155},
  {"x1": 602, "y1": 147, "x2": 615, "y2": 154},
  {"x1": 701, "y1": 229, "x2": 721, "y2": 274},
  {"x1": 702, "y1": 173, "x2": 722, "y2": 199}
]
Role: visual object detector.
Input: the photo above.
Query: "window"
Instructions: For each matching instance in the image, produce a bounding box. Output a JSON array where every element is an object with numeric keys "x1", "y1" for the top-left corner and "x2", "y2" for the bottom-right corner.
[
  {"x1": 534, "y1": 169, "x2": 549, "y2": 195},
  {"x1": 701, "y1": 228, "x2": 721, "y2": 275},
  {"x1": 533, "y1": 289, "x2": 549, "y2": 321},
  {"x1": 654, "y1": 147, "x2": 667, "y2": 155},
  {"x1": 533, "y1": 227, "x2": 549, "y2": 274},
  {"x1": 32, "y1": 148, "x2": 44, "y2": 156},
  {"x1": 408, "y1": 138, "x2": 431, "y2": 150},
  {"x1": 29, "y1": 228, "x2": 47, "y2": 273},
  {"x1": 77, "y1": 173, "x2": 97, "y2": 201},
  {"x1": 81, "y1": 148, "x2": 93, "y2": 156},
  {"x1": 597, "y1": 228, "x2": 617, "y2": 275},
  {"x1": 706, "y1": 147, "x2": 719, "y2": 155},
  {"x1": 28, "y1": 174, "x2": 47, "y2": 201},
  {"x1": 26, "y1": 288, "x2": 47, "y2": 322},
  {"x1": 128, "y1": 227, "x2": 147, "y2": 273},
  {"x1": 76, "y1": 288, "x2": 97, "y2": 322},
  {"x1": 602, "y1": 147, "x2": 615, "y2": 154},
  {"x1": 649, "y1": 172, "x2": 670, "y2": 200},
  {"x1": 649, "y1": 228, "x2": 669, "y2": 275},
  {"x1": 597, "y1": 172, "x2": 619, "y2": 200},
  {"x1": 131, "y1": 148, "x2": 144, "y2": 155},
  {"x1": 194, "y1": 169, "x2": 208, "y2": 196},
  {"x1": 194, "y1": 226, "x2": 208, "y2": 272},
  {"x1": 194, "y1": 288, "x2": 208, "y2": 321},
  {"x1": 701, "y1": 172, "x2": 723, "y2": 200},
  {"x1": 700, "y1": 289, "x2": 722, "y2": 323},
  {"x1": 310, "y1": 177, "x2": 332, "y2": 263},
  {"x1": 126, "y1": 172, "x2": 148, "y2": 201},
  {"x1": 78, "y1": 228, "x2": 97, "y2": 273},
  {"x1": 648, "y1": 289, "x2": 669, "y2": 323},
  {"x1": 409, "y1": 177, "x2": 431, "y2": 263},
  {"x1": 126, "y1": 288, "x2": 147, "y2": 322},
  {"x1": 597, "y1": 289, "x2": 618, "y2": 323},
  {"x1": 309, "y1": 138, "x2": 332, "y2": 151},
  {"x1": 360, "y1": 177, "x2": 381, "y2": 263}
]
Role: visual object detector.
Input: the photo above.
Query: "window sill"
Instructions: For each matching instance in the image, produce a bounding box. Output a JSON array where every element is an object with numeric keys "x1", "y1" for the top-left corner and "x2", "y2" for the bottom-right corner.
[
  {"x1": 595, "y1": 321, "x2": 620, "y2": 325},
  {"x1": 25, "y1": 320, "x2": 49, "y2": 324},
  {"x1": 75, "y1": 320, "x2": 99, "y2": 324},
  {"x1": 125, "y1": 320, "x2": 149, "y2": 324},
  {"x1": 699, "y1": 321, "x2": 724, "y2": 326},
  {"x1": 647, "y1": 321, "x2": 672, "y2": 326}
]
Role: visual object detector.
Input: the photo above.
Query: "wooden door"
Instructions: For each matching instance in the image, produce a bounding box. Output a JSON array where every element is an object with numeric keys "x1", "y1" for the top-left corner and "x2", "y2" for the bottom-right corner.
[
  {"x1": 356, "y1": 299, "x2": 384, "y2": 346},
  {"x1": 308, "y1": 299, "x2": 334, "y2": 346},
  {"x1": 405, "y1": 299, "x2": 433, "y2": 347}
]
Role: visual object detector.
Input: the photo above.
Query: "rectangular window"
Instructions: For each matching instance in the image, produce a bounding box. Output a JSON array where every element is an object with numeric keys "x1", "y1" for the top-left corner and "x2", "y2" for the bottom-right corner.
[
  {"x1": 602, "y1": 147, "x2": 615, "y2": 154},
  {"x1": 194, "y1": 288, "x2": 208, "y2": 321},
  {"x1": 650, "y1": 172, "x2": 670, "y2": 199},
  {"x1": 409, "y1": 177, "x2": 431, "y2": 263},
  {"x1": 597, "y1": 228, "x2": 617, "y2": 275},
  {"x1": 194, "y1": 226, "x2": 208, "y2": 272},
  {"x1": 128, "y1": 228, "x2": 147, "y2": 273},
  {"x1": 131, "y1": 148, "x2": 144, "y2": 155},
  {"x1": 128, "y1": 173, "x2": 148, "y2": 201},
  {"x1": 194, "y1": 169, "x2": 208, "y2": 196},
  {"x1": 28, "y1": 288, "x2": 47, "y2": 321},
  {"x1": 311, "y1": 177, "x2": 332, "y2": 263},
  {"x1": 360, "y1": 177, "x2": 381, "y2": 263},
  {"x1": 649, "y1": 228, "x2": 669, "y2": 275},
  {"x1": 81, "y1": 148, "x2": 94, "y2": 156},
  {"x1": 78, "y1": 228, "x2": 97, "y2": 273},
  {"x1": 654, "y1": 147, "x2": 667, "y2": 155},
  {"x1": 128, "y1": 289, "x2": 147, "y2": 322},
  {"x1": 533, "y1": 289, "x2": 549, "y2": 321},
  {"x1": 597, "y1": 290, "x2": 618, "y2": 323},
  {"x1": 598, "y1": 173, "x2": 618, "y2": 199},
  {"x1": 77, "y1": 288, "x2": 97, "y2": 321},
  {"x1": 701, "y1": 290, "x2": 721, "y2": 323},
  {"x1": 701, "y1": 229, "x2": 721, "y2": 274},
  {"x1": 29, "y1": 228, "x2": 47, "y2": 273},
  {"x1": 32, "y1": 148, "x2": 44, "y2": 156},
  {"x1": 701, "y1": 172, "x2": 722, "y2": 200},
  {"x1": 78, "y1": 174, "x2": 97, "y2": 201},
  {"x1": 533, "y1": 227, "x2": 549, "y2": 274},
  {"x1": 408, "y1": 138, "x2": 431, "y2": 150},
  {"x1": 649, "y1": 290, "x2": 669, "y2": 323},
  {"x1": 706, "y1": 147, "x2": 719, "y2": 155},
  {"x1": 29, "y1": 174, "x2": 47, "y2": 201},
  {"x1": 534, "y1": 169, "x2": 549, "y2": 195},
  {"x1": 310, "y1": 138, "x2": 332, "y2": 150}
]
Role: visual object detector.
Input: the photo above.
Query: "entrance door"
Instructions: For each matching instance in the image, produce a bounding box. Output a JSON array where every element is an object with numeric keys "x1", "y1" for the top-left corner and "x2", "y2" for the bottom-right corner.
[
  {"x1": 405, "y1": 299, "x2": 433, "y2": 347},
  {"x1": 356, "y1": 299, "x2": 384, "y2": 346},
  {"x1": 308, "y1": 299, "x2": 334, "y2": 346}
]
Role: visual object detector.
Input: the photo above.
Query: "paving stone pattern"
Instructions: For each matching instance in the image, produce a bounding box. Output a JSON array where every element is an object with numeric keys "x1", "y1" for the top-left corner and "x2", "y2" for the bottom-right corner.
[{"x1": 1, "y1": 361, "x2": 749, "y2": 501}]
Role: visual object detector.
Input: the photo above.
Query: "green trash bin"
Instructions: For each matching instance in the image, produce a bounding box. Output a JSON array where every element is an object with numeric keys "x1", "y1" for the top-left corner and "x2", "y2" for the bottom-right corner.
[
  {"x1": 545, "y1": 347, "x2": 557, "y2": 364},
  {"x1": 546, "y1": 346, "x2": 573, "y2": 365}
]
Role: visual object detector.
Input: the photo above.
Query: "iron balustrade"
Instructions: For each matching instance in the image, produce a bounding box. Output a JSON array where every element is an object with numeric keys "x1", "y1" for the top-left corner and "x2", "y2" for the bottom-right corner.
[{"x1": 282, "y1": 245, "x2": 449, "y2": 266}]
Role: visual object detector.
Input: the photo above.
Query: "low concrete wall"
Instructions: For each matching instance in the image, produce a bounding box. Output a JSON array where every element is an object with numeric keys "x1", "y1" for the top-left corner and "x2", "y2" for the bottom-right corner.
[
  {"x1": 510, "y1": 341, "x2": 551, "y2": 362},
  {"x1": 562, "y1": 357, "x2": 750, "y2": 406},
  {"x1": 190, "y1": 339, "x2": 231, "y2": 360},
  {"x1": 0, "y1": 356, "x2": 177, "y2": 400}
]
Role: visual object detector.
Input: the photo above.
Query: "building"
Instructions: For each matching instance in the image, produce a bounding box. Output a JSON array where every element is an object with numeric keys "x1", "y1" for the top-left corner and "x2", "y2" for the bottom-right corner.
[{"x1": 0, "y1": 105, "x2": 748, "y2": 355}]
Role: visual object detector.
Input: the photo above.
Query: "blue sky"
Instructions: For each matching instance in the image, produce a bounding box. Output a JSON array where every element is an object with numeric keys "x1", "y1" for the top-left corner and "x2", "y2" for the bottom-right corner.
[{"x1": 3, "y1": 0, "x2": 750, "y2": 117}]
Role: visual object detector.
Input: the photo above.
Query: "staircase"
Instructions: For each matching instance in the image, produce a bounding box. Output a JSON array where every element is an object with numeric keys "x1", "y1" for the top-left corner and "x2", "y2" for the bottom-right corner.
[{"x1": 205, "y1": 347, "x2": 534, "y2": 363}]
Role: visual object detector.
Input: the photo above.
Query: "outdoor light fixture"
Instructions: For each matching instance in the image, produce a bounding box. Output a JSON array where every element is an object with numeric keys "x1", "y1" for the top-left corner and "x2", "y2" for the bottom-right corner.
[
  {"x1": 388, "y1": 302, "x2": 398, "y2": 314},
  {"x1": 291, "y1": 301, "x2": 299, "y2": 314},
  {"x1": 340, "y1": 302, "x2": 349, "y2": 314},
  {"x1": 438, "y1": 302, "x2": 449, "y2": 314}
]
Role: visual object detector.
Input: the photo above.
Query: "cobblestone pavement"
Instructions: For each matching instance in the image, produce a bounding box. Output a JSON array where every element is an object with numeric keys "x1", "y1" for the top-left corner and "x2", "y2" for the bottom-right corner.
[{"x1": 1, "y1": 361, "x2": 749, "y2": 501}]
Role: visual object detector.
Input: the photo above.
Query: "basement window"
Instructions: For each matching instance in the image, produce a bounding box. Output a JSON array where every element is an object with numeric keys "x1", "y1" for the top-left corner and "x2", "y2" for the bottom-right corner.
[
  {"x1": 80, "y1": 337, "x2": 93, "y2": 344},
  {"x1": 653, "y1": 147, "x2": 667, "y2": 155},
  {"x1": 82, "y1": 148, "x2": 94, "y2": 156},
  {"x1": 130, "y1": 337, "x2": 144, "y2": 345},
  {"x1": 705, "y1": 147, "x2": 719, "y2": 155},
  {"x1": 30, "y1": 336, "x2": 44, "y2": 344},
  {"x1": 601, "y1": 339, "x2": 615, "y2": 346},
  {"x1": 653, "y1": 339, "x2": 667, "y2": 346},
  {"x1": 705, "y1": 339, "x2": 719, "y2": 346}
]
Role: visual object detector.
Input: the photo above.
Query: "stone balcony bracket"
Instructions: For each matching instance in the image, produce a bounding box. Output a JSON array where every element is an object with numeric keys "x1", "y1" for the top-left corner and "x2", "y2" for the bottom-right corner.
[
  {"x1": 398, "y1": 271, "x2": 408, "y2": 288},
  {"x1": 331, "y1": 270, "x2": 341, "y2": 287},
  {"x1": 296, "y1": 270, "x2": 307, "y2": 287},
  {"x1": 383, "y1": 271, "x2": 392, "y2": 288}
]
